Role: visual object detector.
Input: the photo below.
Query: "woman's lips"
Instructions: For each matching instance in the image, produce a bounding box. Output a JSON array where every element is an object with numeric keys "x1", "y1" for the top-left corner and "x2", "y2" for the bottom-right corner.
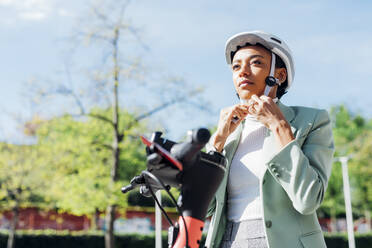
[{"x1": 239, "y1": 80, "x2": 254, "y2": 87}]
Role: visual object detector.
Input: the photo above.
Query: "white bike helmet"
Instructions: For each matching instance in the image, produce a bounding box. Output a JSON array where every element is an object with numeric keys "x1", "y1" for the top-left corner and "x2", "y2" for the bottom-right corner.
[{"x1": 225, "y1": 31, "x2": 295, "y2": 92}]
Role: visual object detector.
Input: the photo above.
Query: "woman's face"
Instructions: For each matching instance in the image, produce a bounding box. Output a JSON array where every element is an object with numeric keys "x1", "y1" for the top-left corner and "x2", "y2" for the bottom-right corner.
[{"x1": 231, "y1": 45, "x2": 272, "y2": 100}]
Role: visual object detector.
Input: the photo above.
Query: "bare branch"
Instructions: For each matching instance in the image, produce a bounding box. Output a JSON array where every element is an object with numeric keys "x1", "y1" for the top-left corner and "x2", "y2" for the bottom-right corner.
[
  {"x1": 185, "y1": 100, "x2": 214, "y2": 114},
  {"x1": 64, "y1": 62, "x2": 86, "y2": 115},
  {"x1": 91, "y1": 141, "x2": 113, "y2": 151},
  {"x1": 91, "y1": 6, "x2": 111, "y2": 27},
  {"x1": 127, "y1": 26, "x2": 150, "y2": 51},
  {"x1": 88, "y1": 113, "x2": 115, "y2": 126},
  {"x1": 135, "y1": 99, "x2": 179, "y2": 123},
  {"x1": 122, "y1": 88, "x2": 203, "y2": 134},
  {"x1": 116, "y1": 0, "x2": 131, "y2": 26}
]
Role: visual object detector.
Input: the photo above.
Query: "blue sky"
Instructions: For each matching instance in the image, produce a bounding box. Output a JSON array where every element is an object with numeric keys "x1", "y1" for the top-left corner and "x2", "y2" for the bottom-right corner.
[{"x1": 1, "y1": 0, "x2": 372, "y2": 142}]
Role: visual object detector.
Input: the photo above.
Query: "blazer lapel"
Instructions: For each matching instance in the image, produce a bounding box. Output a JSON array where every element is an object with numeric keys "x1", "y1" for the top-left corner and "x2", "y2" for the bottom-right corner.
[
  {"x1": 215, "y1": 123, "x2": 243, "y2": 202},
  {"x1": 223, "y1": 122, "x2": 243, "y2": 163},
  {"x1": 278, "y1": 101, "x2": 295, "y2": 125}
]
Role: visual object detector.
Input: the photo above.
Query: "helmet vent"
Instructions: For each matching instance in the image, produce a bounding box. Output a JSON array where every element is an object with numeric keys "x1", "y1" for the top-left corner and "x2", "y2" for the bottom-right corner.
[{"x1": 270, "y1": 37, "x2": 281, "y2": 44}]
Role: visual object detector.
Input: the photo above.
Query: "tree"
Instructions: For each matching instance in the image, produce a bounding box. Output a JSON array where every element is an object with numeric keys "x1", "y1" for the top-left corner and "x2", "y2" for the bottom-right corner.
[
  {"x1": 320, "y1": 105, "x2": 372, "y2": 232},
  {"x1": 0, "y1": 143, "x2": 49, "y2": 248},
  {"x1": 348, "y1": 124, "x2": 372, "y2": 231},
  {"x1": 26, "y1": 1, "x2": 207, "y2": 247},
  {"x1": 330, "y1": 105, "x2": 366, "y2": 154},
  {"x1": 320, "y1": 161, "x2": 345, "y2": 231},
  {"x1": 33, "y1": 109, "x2": 148, "y2": 228}
]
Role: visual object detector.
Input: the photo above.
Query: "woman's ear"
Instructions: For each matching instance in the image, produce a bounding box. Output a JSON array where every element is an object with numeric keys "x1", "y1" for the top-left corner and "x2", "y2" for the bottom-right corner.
[{"x1": 275, "y1": 68, "x2": 287, "y2": 84}]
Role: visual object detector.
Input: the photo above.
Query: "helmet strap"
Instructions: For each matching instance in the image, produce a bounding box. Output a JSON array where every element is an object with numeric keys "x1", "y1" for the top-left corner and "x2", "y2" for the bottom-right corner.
[
  {"x1": 264, "y1": 52, "x2": 280, "y2": 100},
  {"x1": 269, "y1": 52, "x2": 276, "y2": 77}
]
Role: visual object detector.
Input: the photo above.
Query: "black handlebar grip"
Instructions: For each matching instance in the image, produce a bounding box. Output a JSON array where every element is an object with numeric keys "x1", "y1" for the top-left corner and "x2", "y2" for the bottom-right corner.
[
  {"x1": 171, "y1": 128, "x2": 211, "y2": 166},
  {"x1": 121, "y1": 184, "x2": 134, "y2": 194},
  {"x1": 191, "y1": 128, "x2": 211, "y2": 145}
]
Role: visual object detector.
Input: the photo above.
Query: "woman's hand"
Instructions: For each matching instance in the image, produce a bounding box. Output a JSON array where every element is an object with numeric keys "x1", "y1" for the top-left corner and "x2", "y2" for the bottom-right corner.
[
  {"x1": 248, "y1": 94, "x2": 295, "y2": 148},
  {"x1": 213, "y1": 104, "x2": 249, "y2": 152}
]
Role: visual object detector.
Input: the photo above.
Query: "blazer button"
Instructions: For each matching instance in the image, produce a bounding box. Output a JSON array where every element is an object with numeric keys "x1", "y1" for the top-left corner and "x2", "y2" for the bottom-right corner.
[
  {"x1": 265, "y1": 220, "x2": 272, "y2": 228},
  {"x1": 274, "y1": 172, "x2": 280, "y2": 177}
]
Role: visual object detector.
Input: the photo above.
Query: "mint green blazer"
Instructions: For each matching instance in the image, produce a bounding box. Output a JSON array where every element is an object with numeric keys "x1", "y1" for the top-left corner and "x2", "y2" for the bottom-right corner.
[{"x1": 205, "y1": 101, "x2": 334, "y2": 248}]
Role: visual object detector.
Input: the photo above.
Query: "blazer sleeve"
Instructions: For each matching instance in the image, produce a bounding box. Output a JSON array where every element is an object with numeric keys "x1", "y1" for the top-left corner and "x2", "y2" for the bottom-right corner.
[
  {"x1": 204, "y1": 133, "x2": 228, "y2": 218},
  {"x1": 205, "y1": 135, "x2": 221, "y2": 218},
  {"x1": 265, "y1": 109, "x2": 334, "y2": 215},
  {"x1": 206, "y1": 197, "x2": 216, "y2": 218}
]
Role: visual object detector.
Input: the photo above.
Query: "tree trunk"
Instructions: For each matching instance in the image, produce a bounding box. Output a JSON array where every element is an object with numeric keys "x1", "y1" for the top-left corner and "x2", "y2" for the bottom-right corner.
[
  {"x1": 105, "y1": 205, "x2": 116, "y2": 248},
  {"x1": 7, "y1": 206, "x2": 19, "y2": 248},
  {"x1": 90, "y1": 213, "x2": 96, "y2": 231},
  {"x1": 93, "y1": 208, "x2": 100, "y2": 230},
  {"x1": 104, "y1": 25, "x2": 120, "y2": 248},
  {"x1": 89, "y1": 208, "x2": 102, "y2": 231}
]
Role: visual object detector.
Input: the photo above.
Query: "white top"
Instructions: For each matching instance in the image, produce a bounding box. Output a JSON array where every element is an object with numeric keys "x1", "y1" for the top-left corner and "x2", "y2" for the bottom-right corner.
[{"x1": 227, "y1": 116, "x2": 268, "y2": 221}]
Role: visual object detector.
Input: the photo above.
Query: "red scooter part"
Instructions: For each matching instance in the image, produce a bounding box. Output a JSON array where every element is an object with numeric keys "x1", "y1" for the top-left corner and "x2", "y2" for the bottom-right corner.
[{"x1": 173, "y1": 216, "x2": 204, "y2": 248}]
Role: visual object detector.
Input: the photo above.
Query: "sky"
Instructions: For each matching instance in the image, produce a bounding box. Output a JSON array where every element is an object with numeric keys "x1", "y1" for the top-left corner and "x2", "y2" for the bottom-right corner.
[{"x1": 1, "y1": 0, "x2": 372, "y2": 143}]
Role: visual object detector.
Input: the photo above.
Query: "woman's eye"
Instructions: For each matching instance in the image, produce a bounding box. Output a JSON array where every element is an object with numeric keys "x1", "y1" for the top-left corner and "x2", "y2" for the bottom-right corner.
[
  {"x1": 232, "y1": 64, "x2": 240, "y2": 70},
  {"x1": 252, "y1": 60, "x2": 262, "y2": 65}
]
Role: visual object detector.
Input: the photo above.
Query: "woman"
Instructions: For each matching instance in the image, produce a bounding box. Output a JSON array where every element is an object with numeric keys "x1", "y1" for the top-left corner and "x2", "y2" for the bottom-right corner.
[{"x1": 205, "y1": 31, "x2": 334, "y2": 248}]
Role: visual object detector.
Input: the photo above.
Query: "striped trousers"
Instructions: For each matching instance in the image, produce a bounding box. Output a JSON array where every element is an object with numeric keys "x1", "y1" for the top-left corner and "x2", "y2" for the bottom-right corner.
[{"x1": 219, "y1": 219, "x2": 268, "y2": 248}]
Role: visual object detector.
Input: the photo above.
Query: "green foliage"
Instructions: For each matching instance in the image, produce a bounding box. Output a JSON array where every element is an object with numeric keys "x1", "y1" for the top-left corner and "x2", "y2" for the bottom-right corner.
[
  {"x1": 0, "y1": 143, "x2": 50, "y2": 210},
  {"x1": 33, "y1": 108, "x2": 148, "y2": 216},
  {"x1": 320, "y1": 105, "x2": 372, "y2": 218},
  {"x1": 348, "y1": 131, "x2": 372, "y2": 216},
  {"x1": 320, "y1": 161, "x2": 346, "y2": 217},
  {"x1": 330, "y1": 105, "x2": 367, "y2": 155}
]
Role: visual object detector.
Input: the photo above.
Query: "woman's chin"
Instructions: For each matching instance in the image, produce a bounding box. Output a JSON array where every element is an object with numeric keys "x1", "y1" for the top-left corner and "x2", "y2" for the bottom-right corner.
[
  {"x1": 239, "y1": 89, "x2": 264, "y2": 100},
  {"x1": 239, "y1": 92, "x2": 253, "y2": 100}
]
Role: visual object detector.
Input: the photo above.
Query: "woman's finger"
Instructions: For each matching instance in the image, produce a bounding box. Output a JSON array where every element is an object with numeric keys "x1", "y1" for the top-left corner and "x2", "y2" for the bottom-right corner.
[
  {"x1": 259, "y1": 95, "x2": 274, "y2": 105},
  {"x1": 248, "y1": 103, "x2": 258, "y2": 114},
  {"x1": 251, "y1": 94, "x2": 262, "y2": 105},
  {"x1": 230, "y1": 106, "x2": 249, "y2": 125},
  {"x1": 228, "y1": 107, "x2": 244, "y2": 121}
]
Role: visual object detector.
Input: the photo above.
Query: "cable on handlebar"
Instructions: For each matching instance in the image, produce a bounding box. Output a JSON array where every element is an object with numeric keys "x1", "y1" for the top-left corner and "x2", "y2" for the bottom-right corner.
[
  {"x1": 143, "y1": 173, "x2": 174, "y2": 227},
  {"x1": 142, "y1": 170, "x2": 189, "y2": 248}
]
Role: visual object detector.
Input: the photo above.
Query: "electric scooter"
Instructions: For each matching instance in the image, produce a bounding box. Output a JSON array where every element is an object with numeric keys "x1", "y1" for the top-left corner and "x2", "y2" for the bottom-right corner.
[{"x1": 121, "y1": 128, "x2": 227, "y2": 248}]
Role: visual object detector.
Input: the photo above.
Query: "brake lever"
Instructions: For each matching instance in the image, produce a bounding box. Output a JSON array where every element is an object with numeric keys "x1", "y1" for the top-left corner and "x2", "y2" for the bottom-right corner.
[{"x1": 121, "y1": 175, "x2": 146, "y2": 193}]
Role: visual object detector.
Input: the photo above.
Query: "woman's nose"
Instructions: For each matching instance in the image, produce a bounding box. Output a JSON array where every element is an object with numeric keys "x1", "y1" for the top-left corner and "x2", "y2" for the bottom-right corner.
[{"x1": 239, "y1": 63, "x2": 251, "y2": 77}]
